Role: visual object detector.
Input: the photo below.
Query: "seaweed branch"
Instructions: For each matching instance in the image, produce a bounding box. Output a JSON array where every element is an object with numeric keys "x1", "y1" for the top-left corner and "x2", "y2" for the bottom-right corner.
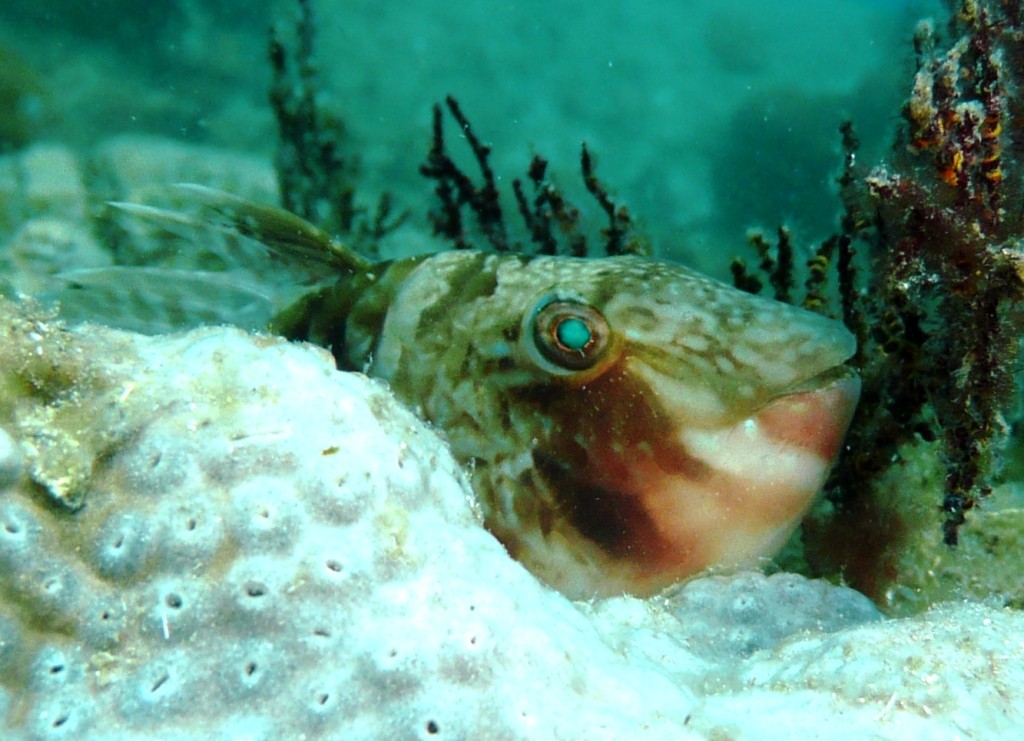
[
  {"x1": 850, "y1": 0, "x2": 1024, "y2": 545},
  {"x1": 581, "y1": 144, "x2": 648, "y2": 256},
  {"x1": 736, "y1": 0, "x2": 1024, "y2": 564},
  {"x1": 269, "y1": 0, "x2": 406, "y2": 252},
  {"x1": 512, "y1": 155, "x2": 586, "y2": 256},
  {"x1": 420, "y1": 96, "x2": 649, "y2": 257}
]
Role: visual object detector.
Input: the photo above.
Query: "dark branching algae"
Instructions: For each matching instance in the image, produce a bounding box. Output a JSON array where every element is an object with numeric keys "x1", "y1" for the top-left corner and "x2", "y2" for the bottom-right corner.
[
  {"x1": 733, "y1": 0, "x2": 1024, "y2": 607},
  {"x1": 269, "y1": 0, "x2": 406, "y2": 256}
]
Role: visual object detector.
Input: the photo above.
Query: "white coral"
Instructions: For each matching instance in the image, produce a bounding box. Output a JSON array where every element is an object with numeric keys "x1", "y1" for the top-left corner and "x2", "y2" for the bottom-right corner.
[{"x1": 0, "y1": 300, "x2": 1022, "y2": 740}]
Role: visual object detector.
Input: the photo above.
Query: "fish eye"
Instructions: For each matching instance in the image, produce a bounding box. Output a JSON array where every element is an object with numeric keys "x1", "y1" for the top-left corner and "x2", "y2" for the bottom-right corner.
[{"x1": 530, "y1": 298, "x2": 610, "y2": 372}]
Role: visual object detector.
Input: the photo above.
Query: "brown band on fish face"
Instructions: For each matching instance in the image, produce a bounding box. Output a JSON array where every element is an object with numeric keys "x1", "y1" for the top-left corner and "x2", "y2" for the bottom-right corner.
[
  {"x1": 525, "y1": 357, "x2": 712, "y2": 566},
  {"x1": 533, "y1": 447, "x2": 665, "y2": 561}
]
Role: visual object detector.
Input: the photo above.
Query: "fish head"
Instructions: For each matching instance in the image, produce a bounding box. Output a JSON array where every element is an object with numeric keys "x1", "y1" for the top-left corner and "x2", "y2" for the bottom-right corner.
[{"x1": 500, "y1": 255, "x2": 860, "y2": 596}]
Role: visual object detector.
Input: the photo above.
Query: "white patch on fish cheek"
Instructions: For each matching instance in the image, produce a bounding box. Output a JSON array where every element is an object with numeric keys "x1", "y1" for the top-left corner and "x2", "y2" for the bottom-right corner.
[
  {"x1": 736, "y1": 384, "x2": 756, "y2": 400},
  {"x1": 622, "y1": 326, "x2": 646, "y2": 343},
  {"x1": 632, "y1": 421, "x2": 830, "y2": 573},
  {"x1": 740, "y1": 325, "x2": 774, "y2": 346},
  {"x1": 684, "y1": 354, "x2": 717, "y2": 377},
  {"x1": 633, "y1": 460, "x2": 797, "y2": 578},
  {"x1": 680, "y1": 424, "x2": 827, "y2": 499},
  {"x1": 483, "y1": 340, "x2": 513, "y2": 359},
  {"x1": 730, "y1": 339, "x2": 802, "y2": 387}
]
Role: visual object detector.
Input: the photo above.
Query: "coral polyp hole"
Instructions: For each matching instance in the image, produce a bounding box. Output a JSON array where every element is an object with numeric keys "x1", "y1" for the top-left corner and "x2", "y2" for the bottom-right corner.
[
  {"x1": 245, "y1": 661, "x2": 258, "y2": 676},
  {"x1": 325, "y1": 559, "x2": 343, "y2": 573},
  {"x1": 164, "y1": 593, "x2": 183, "y2": 609},
  {"x1": 185, "y1": 518, "x2": 197, "y2": 531},
  {"x1": 52, "y1": 713, "x2": 70, "y2": 728},
  {"x1": 3, "y1": 520, "x2": 20, "y2": 534},
  {"x1": 49, "y1": 664, "x2": 65, "y2": 675},
  {"x1": 317, "y1": 693, "x2": 329, "y2": 705},
  {"x1": 244, "y1": 582, "x2": 268, "y2": 598},
  {"x1": 426, "y1": 720, "x2": 440, "y2": 735}
]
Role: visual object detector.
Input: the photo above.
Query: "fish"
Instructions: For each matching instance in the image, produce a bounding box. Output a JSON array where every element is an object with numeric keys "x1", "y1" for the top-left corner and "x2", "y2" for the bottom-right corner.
[{"x1": 113, "y1": 185, "x2": 861, "y2": 599}]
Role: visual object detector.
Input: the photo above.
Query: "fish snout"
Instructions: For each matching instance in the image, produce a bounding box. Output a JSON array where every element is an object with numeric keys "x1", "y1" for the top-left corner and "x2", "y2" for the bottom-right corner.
[
  {"x1": 754, "y1": 369, "x2": 861, "y2": 463},
  {"x1": 626, "y1": 367, "x2": 861, "y2": 595}
]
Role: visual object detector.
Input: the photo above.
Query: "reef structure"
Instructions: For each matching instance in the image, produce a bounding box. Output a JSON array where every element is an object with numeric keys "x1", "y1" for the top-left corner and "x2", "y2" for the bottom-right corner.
[{"x1": 1, "y1": 297, "x2": 1023, "y2": 739}]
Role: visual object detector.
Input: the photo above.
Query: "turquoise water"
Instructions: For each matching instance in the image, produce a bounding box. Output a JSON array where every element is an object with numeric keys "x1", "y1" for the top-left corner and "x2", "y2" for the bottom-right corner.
[{"x1": 0, "y1": 0, "x2": 944, "y2": 272}]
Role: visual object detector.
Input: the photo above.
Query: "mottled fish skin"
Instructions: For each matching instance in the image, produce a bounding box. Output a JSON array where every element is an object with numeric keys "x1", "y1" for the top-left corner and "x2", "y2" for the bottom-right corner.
[{"x1": 278, "y1": 247, "x2": 860, "y2": 598}]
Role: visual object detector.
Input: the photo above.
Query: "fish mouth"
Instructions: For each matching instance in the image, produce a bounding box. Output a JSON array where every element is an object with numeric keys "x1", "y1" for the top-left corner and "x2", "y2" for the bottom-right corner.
[
  {"x1": 778, "y1": 362, "x2": 860, "y2": 396},
  {"x1": 754, "y1": 364, "x2": 861, "y2": 463}
]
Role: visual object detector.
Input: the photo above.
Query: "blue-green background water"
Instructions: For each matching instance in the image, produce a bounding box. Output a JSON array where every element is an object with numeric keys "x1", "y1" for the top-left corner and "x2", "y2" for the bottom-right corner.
[{"x1": 0, "y1": 0, "x2": 944, "y2": 273}]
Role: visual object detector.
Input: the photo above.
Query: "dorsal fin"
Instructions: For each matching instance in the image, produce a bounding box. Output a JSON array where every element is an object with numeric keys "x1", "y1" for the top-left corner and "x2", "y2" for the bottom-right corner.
[{"x1": 109, "y1": 184, "x2": 373, "y2": 275}]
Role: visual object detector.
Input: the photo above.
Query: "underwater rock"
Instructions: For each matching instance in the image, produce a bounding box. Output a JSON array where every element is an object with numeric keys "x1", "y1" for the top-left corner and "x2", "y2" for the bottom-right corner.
[
  {"x1": 1, "y1": 219, "x2": 113, "y2": 298},
  {"x1": 0, "y1": 138, "x2": 298, "y2": 333},
  {"x1": 0, "y1": 143, "x2": 110, "y2": 298},
  {"x1": 19, "y1": 144, "x2": 89, "y2": 224},
  {"x1": 661, "y1": 571, "x2": 882, "y2": 662},
  {"x1": 91, "y1": 135, "x2": 278, "y2": 209},
  {"x1": 0, "y1": 298, "x2": 1022, "y2": 739}
]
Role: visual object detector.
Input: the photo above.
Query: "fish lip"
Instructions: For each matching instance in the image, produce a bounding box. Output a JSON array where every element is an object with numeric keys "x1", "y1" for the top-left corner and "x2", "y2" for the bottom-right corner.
[{"x1": 777, "y1": 363, "x2": 859, "y2": 397}]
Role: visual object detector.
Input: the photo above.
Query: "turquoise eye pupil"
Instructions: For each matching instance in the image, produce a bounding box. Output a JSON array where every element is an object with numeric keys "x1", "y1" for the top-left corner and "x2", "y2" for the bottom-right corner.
[
  {"x1": 555, "y1": 317, "x2": 592, "y2": 351},
  {"x1": 530, "y1": 298, "x2": 609, "y2": 372}
]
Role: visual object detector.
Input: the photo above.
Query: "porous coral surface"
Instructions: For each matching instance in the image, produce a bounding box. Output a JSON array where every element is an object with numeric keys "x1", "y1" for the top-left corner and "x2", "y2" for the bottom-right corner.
[
  {"x1": 0, "y1": 298, "x2": 698, "y2": 739},
  {"x1": 0, "y1": 298, "x2": 1022, "y2": 740}
]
